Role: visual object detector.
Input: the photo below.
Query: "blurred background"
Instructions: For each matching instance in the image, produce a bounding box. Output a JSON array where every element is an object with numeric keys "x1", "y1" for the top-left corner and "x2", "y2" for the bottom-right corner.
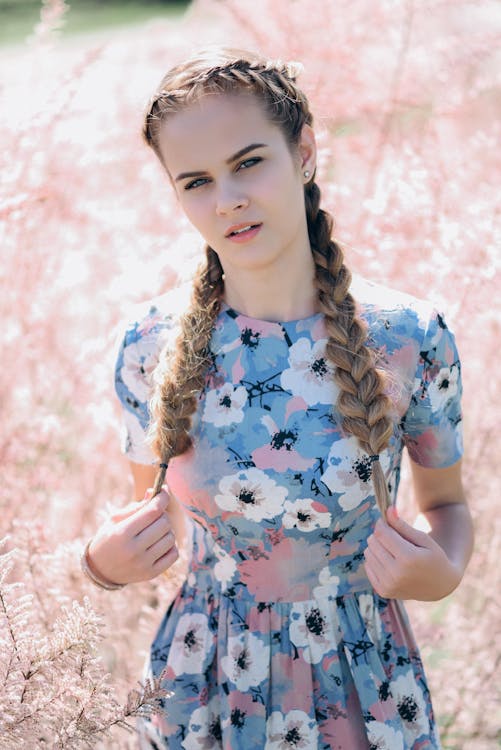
[{"x1": 0, "y1": 0, "x2": 499, "y2": 747}]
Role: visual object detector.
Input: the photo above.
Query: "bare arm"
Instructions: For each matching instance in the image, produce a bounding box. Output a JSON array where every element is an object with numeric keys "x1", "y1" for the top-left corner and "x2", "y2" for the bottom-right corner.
[
  {"x1": 409, "y1": 457, "x2": 474, "y2": 576},
  {"x1": 364, "y1": 457, "x2": 474, "y2": 601}
]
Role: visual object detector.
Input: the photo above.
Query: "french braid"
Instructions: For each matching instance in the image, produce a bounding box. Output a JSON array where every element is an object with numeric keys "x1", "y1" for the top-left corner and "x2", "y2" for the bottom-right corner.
[
  {"x1": 305, "y1": 181, "x2": 394, "y2": 512},
  {"x1": 142, "y1": 47, "x2": 395, "y2": 514},
  {"x1": 148, "y1": 246, "x2": 224, "y2": 496}
]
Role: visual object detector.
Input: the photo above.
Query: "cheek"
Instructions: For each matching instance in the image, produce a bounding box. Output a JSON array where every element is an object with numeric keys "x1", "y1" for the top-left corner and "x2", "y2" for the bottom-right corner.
[{"x1": 178, "y1": 194, "x2": 212, "y2": 231}]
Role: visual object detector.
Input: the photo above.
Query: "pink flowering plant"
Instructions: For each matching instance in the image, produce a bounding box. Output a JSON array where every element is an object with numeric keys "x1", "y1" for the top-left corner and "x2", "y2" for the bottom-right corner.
[{"x1": 0, "y1": 0, "x2": 499, "y2": 746}]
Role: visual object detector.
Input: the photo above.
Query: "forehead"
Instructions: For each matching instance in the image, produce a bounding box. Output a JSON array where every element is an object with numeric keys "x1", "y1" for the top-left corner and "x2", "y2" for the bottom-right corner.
[{"x1": 157, "y1": 92, "x2": 287, "y2": 173}]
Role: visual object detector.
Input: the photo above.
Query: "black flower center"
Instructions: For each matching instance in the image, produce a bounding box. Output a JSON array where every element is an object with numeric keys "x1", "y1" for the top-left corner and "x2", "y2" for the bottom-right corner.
[
  {"x1": 305, "y1": 607, "x2": 326, "y2": 636},
  {"x1": 236, "y1": 648, "x2": 249, "y2": 671},
  {"x1": 297, "y1": 511, "x2": 311, "y2": 523},
  {"x1": 238, "y1": 488, "x2": 256, "y2": 505},
  {"x1": 270, "y1": 429, "x2": 297, "y2": 451},
  {"x1": 241, "y1": 328, "x2": 260, "y2": 349},
  {"x1": 184, "y1": 629, "x2": 196, "y2": 650},
  {"x1": 352, "y1": 456, "x2": 373, "y2": 483},
  {"x1": 219, "y1": 394, "x2": 232, "y2": 408},
  {"x1": 284, "y1": 726, "x2": 302, "y2": 745},
  {"x1": 310, "y1": 357, "x2": 328, "y2": 378},
  {"x1": 398, "y1": 695, "x2": 419, "y2": 723},
  {"x1": 438, "y1": 377, "x2": 450, "y2": 391},
  {"x1": 230, "y1": 708, "x2": 246, "y2": 729},
  {"x1": 209, "y1": 718, "x2": 222, "y2": 741}
]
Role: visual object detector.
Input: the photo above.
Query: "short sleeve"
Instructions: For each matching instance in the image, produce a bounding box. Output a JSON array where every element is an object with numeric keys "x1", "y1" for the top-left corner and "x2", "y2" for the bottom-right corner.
[
  {"x1": 114, "y1": 322, "x2": 158, "y2": 465},
  {"x1": 401, "y1": 308, "x2": 463, "y2": 468}
]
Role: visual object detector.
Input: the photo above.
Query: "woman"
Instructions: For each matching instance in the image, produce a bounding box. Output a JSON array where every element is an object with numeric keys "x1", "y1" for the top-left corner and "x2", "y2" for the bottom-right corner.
[{"x1": 81, "y1": 47, "x2": 474, "y2": 749}]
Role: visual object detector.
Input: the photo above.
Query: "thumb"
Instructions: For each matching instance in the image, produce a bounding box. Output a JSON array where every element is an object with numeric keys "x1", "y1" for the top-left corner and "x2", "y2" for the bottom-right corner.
[
  {"x1": 386, "y1": 505, "x2": 430, "y2": 548},
  {"x1": 108, "y1": 488, "x2": 155, "y2": 523}
]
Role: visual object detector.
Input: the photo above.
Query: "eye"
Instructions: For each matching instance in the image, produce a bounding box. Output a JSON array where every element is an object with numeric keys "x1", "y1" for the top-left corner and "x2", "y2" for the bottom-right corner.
[
  {"x1": 237, "y1": 157, "x2": 262, "y2": 171},
  {"x1": 184, "y1": 177, "x2": 210, "y2": 191}
]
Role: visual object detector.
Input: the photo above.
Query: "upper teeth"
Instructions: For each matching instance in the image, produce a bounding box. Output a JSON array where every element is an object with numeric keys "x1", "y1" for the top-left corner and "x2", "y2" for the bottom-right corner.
[{"x1": 233, "y1": 225, "x2": 253, "y2": 234}]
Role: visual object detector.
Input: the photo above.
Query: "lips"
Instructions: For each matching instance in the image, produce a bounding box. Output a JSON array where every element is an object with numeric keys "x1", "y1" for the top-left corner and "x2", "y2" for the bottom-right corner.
[{"x1": 225, "y1": 222, "x2": 262, "y2": 238}]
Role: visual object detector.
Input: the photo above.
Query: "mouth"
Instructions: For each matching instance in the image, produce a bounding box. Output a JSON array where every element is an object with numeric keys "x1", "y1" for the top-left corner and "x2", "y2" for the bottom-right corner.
[{"x1": 225, "y1": 223, "x2": 262, "y2": 238}]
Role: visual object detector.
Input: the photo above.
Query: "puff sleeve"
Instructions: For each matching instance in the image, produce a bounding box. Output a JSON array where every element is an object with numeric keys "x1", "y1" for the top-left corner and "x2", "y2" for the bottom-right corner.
[{"x1": 401, "y1": 308, "x2": 463, "y2": 468}]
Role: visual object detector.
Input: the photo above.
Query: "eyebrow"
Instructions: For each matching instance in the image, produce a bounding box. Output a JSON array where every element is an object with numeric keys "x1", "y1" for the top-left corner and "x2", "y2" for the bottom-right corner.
[{"x1": 174, "y1": 143, "x2": 268, "y2": 182}]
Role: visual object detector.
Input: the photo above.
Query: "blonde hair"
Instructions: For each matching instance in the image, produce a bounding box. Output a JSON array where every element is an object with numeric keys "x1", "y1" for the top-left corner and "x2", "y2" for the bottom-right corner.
[{"x1": 143, "y1": 47, "x2": 394, "y2": 515}]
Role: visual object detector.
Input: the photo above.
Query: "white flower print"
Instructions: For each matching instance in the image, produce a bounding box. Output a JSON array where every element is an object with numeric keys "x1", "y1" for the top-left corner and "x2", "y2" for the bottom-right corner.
[
  {"x1": 280, "y1": 337, "x2": 335, "y2": 405},
  {"x1": 366, "y1": 721, "x2": 404, "y2": 750},
  {"x1": 427, "y1": 364, "x2": 459, "y2": 412},
  {"x1": 289, "y1": 601, "x2": 334, "y2": 664},
  {"x1": 215, "y1": 468, "x2": 287, "y2": 522},
  {"x1": 220, "y1": 632, "x2": 269, "y2": 691},
  {"x1": 282, "y1": 498, "x2": 331, "y2": 532},
  {"x1": 182, "y1": 695, "x2": 222, "y2": 750},
  {"x1": 213, "y1": 546, "x2": 237, "y2": 585},
  {"x1": 168, "y1": 613, "x2": 212, "y2": 675},
  {"x1": 391, "y1": 669, "x2": 430, "y2": 742},
  {"x1": 120, "y1": 341, "x2": 158, "y2": 403},
  {"x1": 312, "y1": 566, "x2": 340, "y2": 598},
  {"x1": 202, "y1": 383, "x2": 247, "y2": 427},
  {"x1": 321, "y1": 437, "x2": 390, "y2": 511},
  {"x1": 266, "y1": 709, "x2": 318, "y2": 749}
]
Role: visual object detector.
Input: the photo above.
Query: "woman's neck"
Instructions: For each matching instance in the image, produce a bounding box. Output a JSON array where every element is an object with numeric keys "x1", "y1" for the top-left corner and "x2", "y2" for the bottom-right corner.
[{"x1": 222, "y1": 254, "x2": 318, "y2": 323}]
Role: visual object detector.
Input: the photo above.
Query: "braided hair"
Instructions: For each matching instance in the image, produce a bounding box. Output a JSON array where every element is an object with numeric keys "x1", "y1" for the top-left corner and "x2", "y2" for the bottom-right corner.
[{"x1": 143, "y1": 47, "x2": 394, "y2": 514}]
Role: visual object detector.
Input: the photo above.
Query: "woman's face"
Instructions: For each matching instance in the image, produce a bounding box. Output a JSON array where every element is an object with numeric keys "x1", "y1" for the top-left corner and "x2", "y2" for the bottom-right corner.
[{"x1": 157, "y1": 92, "x2": 316, "y2": 280}]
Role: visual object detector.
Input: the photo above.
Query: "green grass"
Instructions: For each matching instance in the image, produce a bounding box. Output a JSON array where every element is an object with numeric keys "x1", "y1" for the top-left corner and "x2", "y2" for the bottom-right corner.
[{"x1": 0, "y1": 0, "x2": 189, "y2": 48}]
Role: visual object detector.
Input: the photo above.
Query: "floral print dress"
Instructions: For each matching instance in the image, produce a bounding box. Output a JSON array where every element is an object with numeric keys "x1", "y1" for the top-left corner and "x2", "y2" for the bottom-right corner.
[{"x1": 114, "y1": 275, "x2": 463, "y2": 750}]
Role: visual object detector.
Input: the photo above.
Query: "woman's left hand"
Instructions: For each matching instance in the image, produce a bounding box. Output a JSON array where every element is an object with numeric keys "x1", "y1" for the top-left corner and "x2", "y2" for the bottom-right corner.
[{"x1": 363, "y1": 505, "x2": 461, "y2": 601}]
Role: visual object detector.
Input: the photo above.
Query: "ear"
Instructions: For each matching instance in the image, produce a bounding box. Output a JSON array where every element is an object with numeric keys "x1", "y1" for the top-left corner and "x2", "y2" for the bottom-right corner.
[{"x1": 297, "y1": 123, "x2": 316, "y2": 177}]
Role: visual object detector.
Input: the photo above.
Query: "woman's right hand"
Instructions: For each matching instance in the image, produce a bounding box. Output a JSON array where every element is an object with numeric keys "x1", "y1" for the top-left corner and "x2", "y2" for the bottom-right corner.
[{"x1": 86, "y1": 487, "x2": 179, "y2": 586}]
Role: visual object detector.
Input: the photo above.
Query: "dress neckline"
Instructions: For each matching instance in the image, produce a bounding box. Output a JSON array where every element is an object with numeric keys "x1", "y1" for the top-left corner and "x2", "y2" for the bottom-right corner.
[{"x1": 220, "y1": 300, "x2": 323, "y2": 329}]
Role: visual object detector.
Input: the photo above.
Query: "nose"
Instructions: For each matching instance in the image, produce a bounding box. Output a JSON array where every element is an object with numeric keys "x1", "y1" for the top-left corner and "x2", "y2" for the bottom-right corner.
[{"x1": 215, "y1": 182, "x2": 249, "y2": 216}]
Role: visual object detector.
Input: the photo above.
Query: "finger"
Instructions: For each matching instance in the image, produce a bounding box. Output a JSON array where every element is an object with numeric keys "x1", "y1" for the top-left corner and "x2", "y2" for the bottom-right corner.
[
  {"x1": 366, "y1": 535, "x2": 397, "y2": 570},
  {"x1": 109, "y1": 500, "x2": 144, "y2": 523},
  {"x1": 108, "y1": 487, "x2": 159, "y2": 523},
  {"x1": 386, "y1": 506, "x2": 431, "y2": 548},
  {"x1": 151, "y1": 544, "x2": 179, "y2": 573},
  {"x1": 145, "y1": 530, "x2": 176, "y2": 559},
  {"x1": 134, "y1": 513, "x2": 172, "y2": 548},
  {"x1": 372, "y1": 519, "x2": 413, "y2": 558},
  {"x1": 127, "y1": 491, "x2": 170, "y2": 536}
]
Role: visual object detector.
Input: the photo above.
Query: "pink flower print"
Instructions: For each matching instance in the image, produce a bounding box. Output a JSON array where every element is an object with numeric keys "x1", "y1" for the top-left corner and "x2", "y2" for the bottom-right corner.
[
  {"x1": 252, "y1": 415, "x2": 315, "y2": 472},
  {"x1": 220, "y1": 632, "x2": 269, "y2": 690},
  {"x1": 270, "y1": 652, "x2": 314, "y2": 714},
  {"x1": 280, "y1": 338, "x2": 336, "y2": 405},
  {"x1": 215, "y1": 468, "x2": 287, "y2": 522},
  {"x1": 282, "y1": 497, "x2": 331, "y2": 532},
  {"x1": 266, "y1": 709, "x2": 318, "y2": 749},
  {"x1": 240, "y1": 537, "x2": 326, "y2": 602},
  {"x1": 202, "y1": 382, "x2": 247, "y2": 427}
]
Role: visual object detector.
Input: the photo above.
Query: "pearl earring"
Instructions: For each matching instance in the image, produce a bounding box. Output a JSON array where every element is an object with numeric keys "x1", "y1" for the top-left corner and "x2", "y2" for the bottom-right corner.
[{"x1": 304, "y1": 170, "x2": 310, "y2": 179}]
